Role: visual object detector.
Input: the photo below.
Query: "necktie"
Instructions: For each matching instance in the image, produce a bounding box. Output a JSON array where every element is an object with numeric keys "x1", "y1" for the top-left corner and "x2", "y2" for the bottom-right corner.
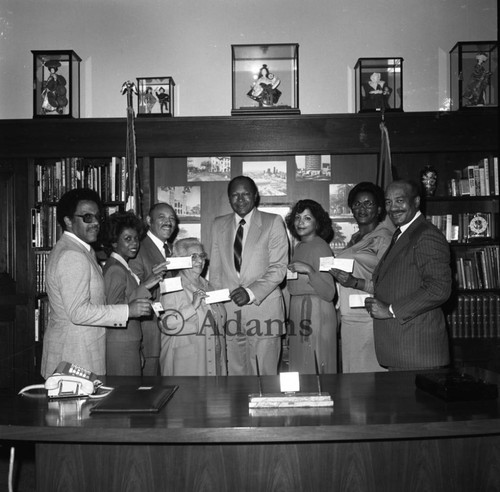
[
  {"x1": 233, "y1": 219, "x2": 245, "y2": 273},
  {"x1": 376, "y1": 228, "x2": 401, "y2": 274},
  {"x1": 163, "y1": 242, "x2": 171, "y2": 258},
  {"x1": 384, "y1": 227, "x2": 401, "y2": 258}
]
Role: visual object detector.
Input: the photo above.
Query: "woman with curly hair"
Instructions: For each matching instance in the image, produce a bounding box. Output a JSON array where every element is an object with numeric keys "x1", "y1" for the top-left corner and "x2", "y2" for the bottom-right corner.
[
  {"x1": 286, "y1": 199, "x2": 337, "y2": 374},
  {"x1": 101, "y1": 211, "x2": 167, "y2": 375}
]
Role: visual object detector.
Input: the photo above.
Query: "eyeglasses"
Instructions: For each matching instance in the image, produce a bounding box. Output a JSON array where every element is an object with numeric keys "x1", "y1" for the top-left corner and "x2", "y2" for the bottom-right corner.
[
  {"x1": 352, "y1": 200, "x2": 376, "y2": 210},
  {"x1": 191, "y1": 253, "x2": 208, "y2": 261},
  {"x1": 74, "y1": 213, "x2": 102, "y2": 223}
]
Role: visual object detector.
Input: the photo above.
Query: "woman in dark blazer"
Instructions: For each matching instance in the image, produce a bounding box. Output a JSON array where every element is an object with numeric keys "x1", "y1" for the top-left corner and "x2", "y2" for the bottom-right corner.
[{"x1": 101, "y1": 212, "x2": 167, "y2": 375}]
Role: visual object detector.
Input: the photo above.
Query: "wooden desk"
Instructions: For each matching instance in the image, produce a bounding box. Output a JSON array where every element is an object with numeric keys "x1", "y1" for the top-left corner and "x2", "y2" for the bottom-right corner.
[{"x1": 1, "y1": 371, "x2": 500, "y2": 491}]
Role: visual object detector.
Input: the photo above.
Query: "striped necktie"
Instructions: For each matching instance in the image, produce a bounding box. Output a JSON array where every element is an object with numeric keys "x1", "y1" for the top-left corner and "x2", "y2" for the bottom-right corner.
[{"x1": 233, "y1": 219, "x2": 245, "y2": 273}]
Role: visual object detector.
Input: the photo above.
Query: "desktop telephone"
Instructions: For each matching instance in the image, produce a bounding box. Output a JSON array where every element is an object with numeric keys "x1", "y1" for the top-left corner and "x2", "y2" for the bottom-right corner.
[{"x1": 44, "y1": 361, "x2": 103, "y2": 399}]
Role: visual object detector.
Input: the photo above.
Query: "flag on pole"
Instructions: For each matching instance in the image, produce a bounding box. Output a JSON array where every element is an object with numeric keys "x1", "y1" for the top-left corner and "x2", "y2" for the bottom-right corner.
[
  {"x1": 377, "y1": 116, "x2": 393, "y2": 191},
  {"x1": 121, "y1": 80, "x2": 139, "y2": 214}
]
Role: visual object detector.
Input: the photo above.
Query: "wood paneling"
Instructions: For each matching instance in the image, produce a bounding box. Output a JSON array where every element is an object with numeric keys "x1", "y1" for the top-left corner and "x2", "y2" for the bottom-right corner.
[{"x1": 0, "y1": 110, "x2": 497, "y2": 159}]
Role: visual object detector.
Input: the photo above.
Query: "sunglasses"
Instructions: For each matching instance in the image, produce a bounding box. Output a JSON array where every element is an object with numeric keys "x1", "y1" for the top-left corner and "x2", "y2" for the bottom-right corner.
[{"x1": 74, "y1": 213, "x2": 102, "y2": 223}]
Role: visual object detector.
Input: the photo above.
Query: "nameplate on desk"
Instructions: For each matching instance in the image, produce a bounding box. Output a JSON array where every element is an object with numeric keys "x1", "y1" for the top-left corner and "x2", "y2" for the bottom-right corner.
[
  {"x1": 205, "y1": 288, "x2": 231, "y2": 304},
  {"x1": 160, "y1": 277, "x2": 183, "y2": 293},
  {"x1": 166, "y1": 256, "x2": 192, "y2": 270},
  {"x1": 319, "y1": 257, "x2": 354, "y2": 272},
  {"x1": 248, "y1": 392, "x2": 333, "y2": 408}
]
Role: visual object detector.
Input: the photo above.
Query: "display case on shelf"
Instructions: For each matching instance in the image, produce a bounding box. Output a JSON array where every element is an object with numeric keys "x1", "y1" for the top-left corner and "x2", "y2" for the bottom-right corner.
[
  {"x1": 137, "y1": 77, "x2": 175, "y2": 117},
  {"x1": 354, "y1": 57, "x2": 403, "y2": 113},
  {"x1": 231, "y1": 43, "x2": 299, "y2": 115},
  {"x1": 32, "y1": 50, "x2": 81, "y2": 118},
  {"x1": 449, "y1": 41, "x2": 498, "y2": 111}
]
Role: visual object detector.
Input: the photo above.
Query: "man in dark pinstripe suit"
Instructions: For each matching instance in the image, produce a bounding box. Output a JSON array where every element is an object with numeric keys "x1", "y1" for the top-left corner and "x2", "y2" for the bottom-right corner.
[{"x1": 365, "y1": 180, "x2": 452, "y2": 370}]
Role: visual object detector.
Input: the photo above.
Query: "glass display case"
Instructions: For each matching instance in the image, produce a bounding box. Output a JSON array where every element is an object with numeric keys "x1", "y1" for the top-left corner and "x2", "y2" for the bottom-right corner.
[
  {"x1": 137, "y1": 77, "x2": 175, "y2": 117},
  {"x1": 32, "y1": 50, "x2": 81, "y2": 118},
  {"x1": 449, "y1": 41, "x2": 497, "y2": 110},
  {"x1": 231, "y1": 44, "x2": 299, "y2": 115},
  {"x1": 354, "y1": 57, "x2": 403, "y2": 113}
]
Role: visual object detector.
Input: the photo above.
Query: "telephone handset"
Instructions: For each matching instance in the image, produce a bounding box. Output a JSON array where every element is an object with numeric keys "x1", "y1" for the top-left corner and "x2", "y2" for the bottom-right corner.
[{"x1": 45, "y1": 361, "x2": 103, "y2": 399}]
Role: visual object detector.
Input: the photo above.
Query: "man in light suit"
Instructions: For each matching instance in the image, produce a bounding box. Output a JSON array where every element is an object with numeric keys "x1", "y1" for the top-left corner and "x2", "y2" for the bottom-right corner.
[
  {"x1": 365, "y1": 180, "x2": 451, "y2": 370},
  {"x1": 41, "y1": 188, "x2": 151, "y2": 379},
  {"x1": 129, "y1": 202, "x2": 177, "y2": 375},
  {"x1": 209, "y1": 176, "x2": 288, "y2": 375}
]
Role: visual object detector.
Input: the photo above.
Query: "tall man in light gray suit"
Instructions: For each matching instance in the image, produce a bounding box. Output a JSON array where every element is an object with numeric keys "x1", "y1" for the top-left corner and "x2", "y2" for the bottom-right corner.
[
  {"x1": 129, "y1": 202, "x2": 177, "y2": 375},
  {"x1": 41, "y1": 188, "x2": 151, "y2": 379},
  {"x1": 365, "y1": 180, "x2": 452, "y2": 370},
  {"x1": 210, "y1": 176, "x2": 288, "y2": 375}
]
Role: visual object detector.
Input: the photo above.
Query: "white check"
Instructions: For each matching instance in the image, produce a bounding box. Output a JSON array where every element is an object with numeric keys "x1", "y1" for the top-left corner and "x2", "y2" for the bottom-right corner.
[
  {"x1": 166, "y1": 256, "x2": 193, "y2": 270},
  {"x1": 160, "y1": 277, "x2": 183, "y2": 293},
  {"x1": 205, "y1": 288, "x2": 231, "y2": 304},
  {"x1": 319, "y1": 257, "x2": 354, "y2": 272},
  {"x1": 349, "y1": 294, "x2": 370, "y2": 308}
]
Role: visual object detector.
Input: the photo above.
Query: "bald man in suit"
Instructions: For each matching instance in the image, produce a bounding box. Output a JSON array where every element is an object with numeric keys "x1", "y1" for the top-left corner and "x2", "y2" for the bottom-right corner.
[
  {"x1": 365, "y1": 180, "x2": 452, "y2": 370},
  {"x1": 129, "y1": 202, "x2": 177, "y2": 375},
  {"x1": 209, "y1": 176, "x2": 288, "y2": 375}
]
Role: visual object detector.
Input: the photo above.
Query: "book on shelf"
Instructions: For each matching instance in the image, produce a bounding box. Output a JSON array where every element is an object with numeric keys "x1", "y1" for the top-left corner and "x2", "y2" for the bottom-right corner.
[
  {"x1": 454, "y1": 245, "x2": 499, "y2": 290},
  {"x1": 448, "y1": 293, "x2": 500, "y2": 339},
  {"x1": 451, "y1": 156, "x2": 498, "y2": 197},
  {"x1": 35, "y1": 157, "x2": 128, "y2": 204}
]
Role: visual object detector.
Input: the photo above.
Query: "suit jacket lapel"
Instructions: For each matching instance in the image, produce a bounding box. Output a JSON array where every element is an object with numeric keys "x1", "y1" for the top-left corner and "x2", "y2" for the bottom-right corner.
[
  {"x1": 240, "y1": 209, "x2": 261, "y2": 277},
  {"x1": 375, "y1": 216, "x2": 422, "y2": 284}
]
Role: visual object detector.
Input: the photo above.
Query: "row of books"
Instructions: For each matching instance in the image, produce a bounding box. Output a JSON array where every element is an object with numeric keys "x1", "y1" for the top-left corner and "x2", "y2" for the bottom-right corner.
[
  {"x1": 35, "y1": 250, "x2": 50, "y2": 294},
  {"x1": 32, "y1": 204, "x2": 121, "y2": 249},
  {"x1": 448, "y1": 156, "x2": 499, "y2": 197},
  {"x1": 447, "y1": 293, "x2": 500, "y2": 339},
  {"x1": 426, "y1": 212, "x2": 497, "y2": 243},
  {"x1": 455, "y1": 245, "x2": 500, "y2": 290},
  {"x1": 34, "y1": 297, "x2": 50, "y2": 342},
  {"x1": 35, "y1": 157, "x2": 130, "y2": 204}
]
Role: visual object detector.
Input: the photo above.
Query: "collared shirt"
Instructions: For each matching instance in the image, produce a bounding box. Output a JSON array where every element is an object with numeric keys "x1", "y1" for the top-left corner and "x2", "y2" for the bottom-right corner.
[
  {"x1": 397, "y1": 210, "x2": 422, "y2": 239},
  {"x1": 147, "y1": 230, "x2": 169, "y2": 259},
  {"x1": 110, "y1": 252, "x2": 140, "y2": 285},
  {"x1": 64, "y1": 231, "x2": 92, "y2": 251}
]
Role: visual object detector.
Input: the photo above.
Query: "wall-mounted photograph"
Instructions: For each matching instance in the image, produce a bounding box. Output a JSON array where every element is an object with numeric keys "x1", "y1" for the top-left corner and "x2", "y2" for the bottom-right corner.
[
  {"x1": 176, "y1": 223, "x2": 201, "y2": 241},
  {"x1": 157, "y1": 186, "x2": 200, "y2": 219},
  {"x1": 187, "y1": 157, "x2": 231, "y2": 182},
  {"x1": 242, "y1": 160, "x2": 287, "y2": 196},
  {"x1": 329, "y1": 183, "x2": 355, "y2": 218},
  {"x1": 330, "y1": 220, "x2": 359, "y2": 256},
  {"x1": 295, "y1": 155, "x2": 331, "y2": 181}
]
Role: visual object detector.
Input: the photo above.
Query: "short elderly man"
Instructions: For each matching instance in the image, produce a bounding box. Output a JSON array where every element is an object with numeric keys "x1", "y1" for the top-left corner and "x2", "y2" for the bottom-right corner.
[
  {"x1": 365, "y1": 180, "x2": 452, "y2": 370},
  {"x1": 130, "y1": 202, "x2": 177, "y2": 375},
  {"x1": 209, "y1": 176, "x2": 288, "y2": 375},
  {"x1": 41, "y1": 188, "x2": 151, "y2": 379}
]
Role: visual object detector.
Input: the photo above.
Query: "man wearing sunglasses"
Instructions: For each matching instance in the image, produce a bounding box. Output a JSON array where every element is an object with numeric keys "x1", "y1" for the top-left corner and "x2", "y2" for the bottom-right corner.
[{"x1": 41, "y1": 188, "x2": 152, "y2": 380}]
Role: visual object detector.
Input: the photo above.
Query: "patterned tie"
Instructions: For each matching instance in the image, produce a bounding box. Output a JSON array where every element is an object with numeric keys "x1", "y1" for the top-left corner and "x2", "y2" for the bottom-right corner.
[
  {"x1": 163, "y1": 242, "x2": 171, "y2": 259},
  {"x1": 233, "y1": 219, "x2": 245, "y2": 273}
]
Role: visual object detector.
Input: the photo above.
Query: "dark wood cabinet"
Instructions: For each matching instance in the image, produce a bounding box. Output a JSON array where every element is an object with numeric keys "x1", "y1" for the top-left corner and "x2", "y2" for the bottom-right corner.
[{"x1": 0, "y1": 109, "x2": 497, "y2": 391}]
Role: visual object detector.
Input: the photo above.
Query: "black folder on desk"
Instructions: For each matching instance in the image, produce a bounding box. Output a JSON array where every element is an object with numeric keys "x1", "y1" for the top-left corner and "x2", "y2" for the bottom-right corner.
[{"x1": 90, "y1": 385, "x2": 178, "y2": 414}]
